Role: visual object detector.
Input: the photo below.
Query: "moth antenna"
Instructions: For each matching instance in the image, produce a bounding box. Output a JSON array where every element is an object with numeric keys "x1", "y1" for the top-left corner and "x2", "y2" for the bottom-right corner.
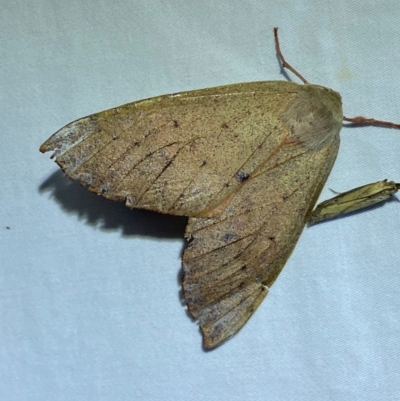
[
  {"x1": 343, "y1": 116, "x2": 400, "y2": 129},
  {"x1": 274, "y1": 28, "x2": 400, "y2": 130},
  {"x1": 274, "y1": 27, "x2": 309, "y2": 85}
]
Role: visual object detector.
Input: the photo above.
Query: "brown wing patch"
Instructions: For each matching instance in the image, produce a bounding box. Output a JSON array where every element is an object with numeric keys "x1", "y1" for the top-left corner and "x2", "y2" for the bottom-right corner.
[
  {"x1": 40, "y1": 82, "x2": 301, "y2": 217},
  {"x1": 182, "y1": 134, "x2": 340, "y2": 348}
]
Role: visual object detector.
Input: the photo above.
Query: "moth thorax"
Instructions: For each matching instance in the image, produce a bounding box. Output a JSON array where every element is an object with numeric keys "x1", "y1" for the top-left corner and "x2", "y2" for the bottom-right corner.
[{"x1": 279, "y1": 84, "x2": 343, "y2": 150}]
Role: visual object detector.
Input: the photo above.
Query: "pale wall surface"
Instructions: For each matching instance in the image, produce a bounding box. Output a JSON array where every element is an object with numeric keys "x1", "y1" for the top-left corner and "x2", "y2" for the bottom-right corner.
[{"x1": 2, "y1": 1, "x2": 400, "y2": 400}]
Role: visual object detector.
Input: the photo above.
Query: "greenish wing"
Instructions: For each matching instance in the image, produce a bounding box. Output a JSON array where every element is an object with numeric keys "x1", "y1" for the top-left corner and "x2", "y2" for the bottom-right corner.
[
  {"x1": 182, "y1": 133, "x2": 339, "y2": 348},
  {"x1": 40, "y1": 81, "x2": 300, "y2": 217}
]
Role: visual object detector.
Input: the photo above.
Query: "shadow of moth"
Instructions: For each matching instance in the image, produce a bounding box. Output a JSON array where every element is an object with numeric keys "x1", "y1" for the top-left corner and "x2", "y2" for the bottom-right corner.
[{"x1": 40, "y1": 28, "x2": 399, "y2": 349}]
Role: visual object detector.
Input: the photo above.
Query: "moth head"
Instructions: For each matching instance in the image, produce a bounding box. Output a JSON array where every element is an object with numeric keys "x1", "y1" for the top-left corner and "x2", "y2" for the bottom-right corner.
[{"x1": 279, "y1": 84, "x2": 343, "y2": 150}]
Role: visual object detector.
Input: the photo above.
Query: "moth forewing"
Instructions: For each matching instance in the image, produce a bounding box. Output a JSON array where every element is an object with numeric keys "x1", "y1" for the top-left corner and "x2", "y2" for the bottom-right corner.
[
  {"x1": 41, "y1": 81, "x2": 306, "y2": 217},
  {"x1": 308, "y1": 179, "x2": 400, "y2": 225}
]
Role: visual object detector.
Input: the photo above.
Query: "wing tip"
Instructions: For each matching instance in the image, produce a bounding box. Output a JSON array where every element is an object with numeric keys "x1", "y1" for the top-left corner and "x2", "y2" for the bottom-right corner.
[
  {"x1": 40, "y1": 116, "x2": 97, "y2": 159},
  {"x1": 196, "y1": 284, "x2": 269, "y2": 349}
]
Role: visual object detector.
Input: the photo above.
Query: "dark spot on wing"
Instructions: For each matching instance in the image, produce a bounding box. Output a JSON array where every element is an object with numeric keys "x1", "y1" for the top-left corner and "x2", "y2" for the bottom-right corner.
[
  {"x1": 222, "y1": 232, "x2": 237, "y2": 242},
  {"x1": 236, "y1": 171, "x2": 250, "y2": 183},
  {"x1": 186, "y1": 234, "x2": 195, "y2": 247}
]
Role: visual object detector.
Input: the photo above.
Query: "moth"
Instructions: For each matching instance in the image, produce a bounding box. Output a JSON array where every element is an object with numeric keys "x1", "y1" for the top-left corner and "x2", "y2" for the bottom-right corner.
[
  {"x1": 309, "y1": 179, "x2": 400, "y2": 225},
  {"x1": 40, "y1": 28, "x2": 399, "y2": 348}
]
